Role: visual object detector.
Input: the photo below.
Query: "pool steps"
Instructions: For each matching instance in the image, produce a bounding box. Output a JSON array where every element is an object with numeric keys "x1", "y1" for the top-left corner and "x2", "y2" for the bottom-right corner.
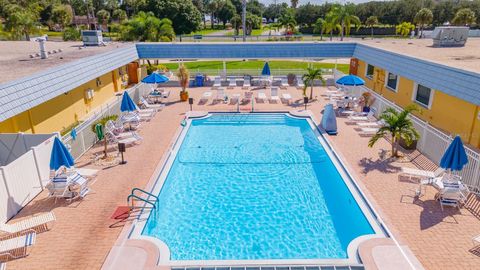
[{"x1": 127, "y1": 187, "x2": 159, "y2": 209}]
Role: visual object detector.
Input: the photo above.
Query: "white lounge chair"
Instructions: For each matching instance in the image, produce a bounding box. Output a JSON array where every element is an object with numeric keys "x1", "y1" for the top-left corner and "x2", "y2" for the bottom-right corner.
[
  {"x1": 348, "y1": 109, "x2": 376, "y2": 122},
  {"x1": 472, "y1": 234, "x2": 480, "y2": 246},
  {"x1": 47, "y1": 173, "x2": 90, "y2": 202},
  {"x1": 439, "y1": 189, "x2": 463, "y2": 211},
  {"x1": 0, "y1": 232, "x2": 36, "y2": 260},
  {"x1": 400, "y1": 167, "x2": 445, "y2": 180},
  {"x1": 140, "y1": 97, "x2": 164, "y2": 111},
  {"x1": 227, "y1": 78, "x2": 236, "y2": 89},
  {"x1": 236, "y1": 78, "x2": 244, "y2": 88},
  {"x1": 120, "y1": 112, "x2": 141, "y2": 129},
  {"x1": 358, "y1": 127, "x2": 379, "y2": 136},
  {"x1": 282, "y1": 93, "x2": 292, "y2": 104},
  {"x1": 280, "y1": 78, "x2": 289, "y2": 89},
  {"x1": 200, "y1": 91, "x2": 212, "y2": 103},
  {"x1": 242, "y1": 77, "x2": 251, "y2": 89},
  {"x1": 215, "y1": 88, "x2": 226, "y2": 102},
  {"x1": 105, "y1": 130, "x2": 142, "y2": 146},
  {"x1": 230, "y1": 93, "x2": 240, "y2": 104},
  {"x1": 257, "y1": 91, "x2": 267, "y2": 102},
  {"x1": 212, "y1": 77, "x2": 221, "y2": 89},
  {"x1": 69, "y1": 167, "x2": 98, "y2": 180},
  {"x1": 0, "y1": 212, "x2": 55, "y2": 235},
  {"x1": 296, "y1": 76, "x2": 305, "y2": 89},
  {"x1": 357, "y1": 119, "x2": 385, "y2": 127},
  {"x1": 270, "y1": 87, "x2": 280, "y2": 103}
]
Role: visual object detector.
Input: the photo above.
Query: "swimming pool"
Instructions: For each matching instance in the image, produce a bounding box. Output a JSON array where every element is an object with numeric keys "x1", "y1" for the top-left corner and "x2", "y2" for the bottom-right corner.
[{"x1": 138, "y1": 113, "x2": 383, "y2": 263}]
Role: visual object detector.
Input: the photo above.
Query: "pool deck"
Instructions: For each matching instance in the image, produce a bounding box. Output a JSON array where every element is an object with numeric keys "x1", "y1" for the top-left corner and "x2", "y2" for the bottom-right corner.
[{"x1": 4, "y1": 86, "x2": 480, "y2": 270}]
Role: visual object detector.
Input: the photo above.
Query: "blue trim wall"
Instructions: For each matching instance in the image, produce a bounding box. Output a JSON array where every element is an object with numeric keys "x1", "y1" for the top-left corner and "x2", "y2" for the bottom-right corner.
[
  {"x1": 353, "y1": 44, "x2": 480, "y2": 106},
  {"x1": 136, "y1": 43, "x2": 357, "y2": 59}
]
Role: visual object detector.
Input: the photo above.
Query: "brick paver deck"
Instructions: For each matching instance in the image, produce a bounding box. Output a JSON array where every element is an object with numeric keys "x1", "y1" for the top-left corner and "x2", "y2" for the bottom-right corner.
[{"x1": 4, "y1": 86, "x2": 480, "y2": 270}]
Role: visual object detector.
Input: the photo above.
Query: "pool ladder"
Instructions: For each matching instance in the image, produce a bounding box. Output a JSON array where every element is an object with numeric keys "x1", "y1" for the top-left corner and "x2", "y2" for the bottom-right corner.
[{"x1": 127, "y1": 188, "x2": 158, "y2": 209}]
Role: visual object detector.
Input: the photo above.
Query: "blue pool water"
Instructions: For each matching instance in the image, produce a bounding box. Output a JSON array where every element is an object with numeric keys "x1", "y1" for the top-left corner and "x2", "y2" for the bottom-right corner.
[{"x1": 142, "y1": 114, "x2": 374, "y2": 260}]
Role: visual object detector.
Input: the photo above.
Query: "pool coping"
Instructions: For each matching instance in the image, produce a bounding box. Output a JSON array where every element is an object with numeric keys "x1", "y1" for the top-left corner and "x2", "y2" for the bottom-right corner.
[{"x1": 126, "y1": 111, "x2": 392, "y2": 267}]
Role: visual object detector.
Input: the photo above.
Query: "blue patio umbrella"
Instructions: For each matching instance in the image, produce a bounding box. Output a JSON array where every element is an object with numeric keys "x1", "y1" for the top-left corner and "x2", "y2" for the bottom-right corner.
[
  {"x1": 336, "y1": 75, "x2": 365, "y2": 86},
  {"x1": 261, "y1": 62, "x2": 271, "y2": 76},
  {"x1": 440, "y1": 136, "x2": 469, "y2": 171},
  {"x1": 141, "y1": 73, "x2": 169, "y2": 84},
  {"x1": 50, "y1": 137, "x2": 74, "y2": 171},
  {"x1": 120, "y1": 91, "x2": 137, "y2": 112}
]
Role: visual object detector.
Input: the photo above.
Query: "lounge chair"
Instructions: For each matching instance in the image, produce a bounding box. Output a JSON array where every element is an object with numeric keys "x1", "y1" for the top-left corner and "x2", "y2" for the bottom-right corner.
[
  {"x1": 400, "y1": 167, "x2": 445, "y2": 180},
  {"x1": 105, "y1": 120, "x2": 124, "y2": 135},
  {"x1": 236, "y1": 78, "x2": 244, "y2": 88},
  {"x1": 227, "y1": 78, "x2": 236, "y2": 89},
  {"x1": 242, "y1": 92, "x2": 253, "y2": 103},
  {"x1": 212, "y1": 77, "x2": 221, "y2": 89},
  {"x1": 472, "y1": 234, "x2": 480, "y2": 246},
  {"x1": 47, "y1": 173, "x2": 90, "y2": 202},
  {"x1": 348, "y1": 109, "x2": 376, "y2": 122},
  {"x1": 200, "y1": 91, "x2": 212, "y2": 103},
  {"x1": 439, "y1": 188, "x2": 463, "y2": 211},
  {"x1": 0, "y1": 232, "x2": 36, "y2": 260},
  {"x1": 140, "y1": 97, "x2": 164, "y2": 111},
  {"x1": 0, "y1": 212, "x2": 55, "y2": 235},
  {"x1": 105, "y1": 130, "x2": 142, "y2": 146},
  {"x1": 69, "y1": 167, "x2": 98, "y2": 180},
  {"x1": 215, "y1": 88, "x2": 226, "y2": 102},
  {"x1": 270, "y1": 87, "x2": 280, "y2": 103},
  {"x1": 120, "y1": 112, "x2": 141, "y2": 129},
  {"x1": 358, "y1": 127, "x2": 379, "y2": 136},
  {"x1": 280, "y1": 78, "x2": 289, "y2": 89},
  {"x1": 242, "y1": 77, "x2": 251, "y2": 90},
  {"x1": 230, "y1": 93, "x2": 240, "y2": 104},
  {"x1": 296, "y1": 76, "x2": 305, "y2": 89},
  {"x1": 281, "y1": 93, "x2": 292, "y2": 104},
  {"x1": 257, "y1": 91, "x2": 267, "y2": 102},
  {"x1": 357, "y1": 119, "x2": 385, "y2": 127}
]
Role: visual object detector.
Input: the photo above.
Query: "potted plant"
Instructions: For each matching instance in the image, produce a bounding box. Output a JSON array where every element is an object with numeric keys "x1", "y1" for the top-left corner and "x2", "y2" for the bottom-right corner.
[
  {"x1": 177, "y1": 64, "x2": 190, "y2": 101},
  {"x1": 287, "y1": 73, "x2": 296, "y2": 85},
  {"x1": 360, "y1": 92, "x2": 375, "y2": 112}
]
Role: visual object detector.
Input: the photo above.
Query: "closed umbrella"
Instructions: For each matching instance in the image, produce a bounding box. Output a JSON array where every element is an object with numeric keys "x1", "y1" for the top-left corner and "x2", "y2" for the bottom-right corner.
[
  {"x1": 261, "y1": 62, "x2": 271, "y2": 76},
  {"x1": 120, "y1": 91, "x2": 137, "y2": 112},
  {"x1": 50, "y1": 137, "x2": 74, "y2": 171},
  {"x1": 440, "y1": 136, "x2": 469, "y2": 171}
]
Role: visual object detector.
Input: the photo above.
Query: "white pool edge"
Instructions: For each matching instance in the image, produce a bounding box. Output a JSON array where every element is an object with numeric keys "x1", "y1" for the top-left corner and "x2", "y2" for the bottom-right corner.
[{"x1": 129, "y1": 112, "x2": 391, "y2": 267}]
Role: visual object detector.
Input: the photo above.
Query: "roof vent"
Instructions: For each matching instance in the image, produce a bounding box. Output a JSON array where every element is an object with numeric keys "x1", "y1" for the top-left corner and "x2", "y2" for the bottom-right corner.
[{"x1": 35, "y1": 37, "x2": 48, "y2": 59}]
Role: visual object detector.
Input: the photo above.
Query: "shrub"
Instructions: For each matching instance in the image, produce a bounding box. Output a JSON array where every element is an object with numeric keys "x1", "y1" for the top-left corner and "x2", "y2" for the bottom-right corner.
[
  {"x1": 63, "y1": 27, "x2": 80, "y2": 41},
  {"x1": 91, "y1": 115, "x2": 119, "y2": 133}
]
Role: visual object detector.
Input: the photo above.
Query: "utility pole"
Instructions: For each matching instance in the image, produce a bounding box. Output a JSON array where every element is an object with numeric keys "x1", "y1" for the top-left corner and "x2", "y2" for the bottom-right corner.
[{"x1": 242, "y1": 0, "x2": 247, "y2": 42}]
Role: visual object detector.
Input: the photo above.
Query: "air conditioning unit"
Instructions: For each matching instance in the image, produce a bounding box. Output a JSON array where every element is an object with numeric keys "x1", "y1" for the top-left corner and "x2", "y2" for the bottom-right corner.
[
  {"x1": 84, "y1": 88, "x2": 94, "y2": 100},
  {"x1": 81, "y1": 30, "x2": 103, "y2": 46}
]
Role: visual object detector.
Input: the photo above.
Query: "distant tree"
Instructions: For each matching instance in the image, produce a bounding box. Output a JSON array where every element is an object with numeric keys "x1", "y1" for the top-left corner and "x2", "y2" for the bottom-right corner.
[
  {"x1": 148, "y1": 0, "x2": 202, "y2": 35},
  {"x1": 323, "y1": 11, "x2": 341, "y2": 41},
  {"x1": 290, "y1": 0, "x2": 299, "y2": 9},
  {"x1": 217, "y1": 0, "x2": 236, "y2": 27},
  {"x1": 112, "y1": 9, "x2": 127, "y2": 23},
  {"x1": 207, "y1": 0, "x2": 221, "y2": 29},
  {"x1": 452, "y1": 8, "x2": 476, "y2": 26},
  {"x1": 396, "y1": 21, "x2": 415, "y2": 37},
  {"x1": 122, "y1": 0, "x2": 147, "y2": 17},
  {"x1": 247, "y1": 0, "x2": 265, "y2": 17},
  {"x1": 414, "y1": 8, "x2": 433, "y2": 38},
  {"x1": 329, "y1": 4, "x2": 360, "y2": 41},
  {"x1": 192, "y1": 0, "x2": 206, "y2": 26},
  {"x1": 432, "y1": 0, "x2": 455, "y2": 25},
  {"x1": 96, "y1": 9, "x2": 110, "y2": 25},
  {"x1": 365, "y1": 16, "x2": 378, "y2": 39},
  {"x1": 295, "y1": 3, "x2": 324, "y2": 28},
  {"x1": 52, "y1": 4, "x2": 73, "y2": 29},
  {"x1": 2, "y1": 3, "x2": 41, "y2": 40},
  {"x1": 313, "y1": 18, "x2": 325, "y2": 40},
  {"x1": 263, "y1": 3, "x2": 288, "y2": 22},
  {"x1": 120, "y1": 11, "x2": 175, "y2": 41},
  {"x1": 278, "y1": 8, "x2": 296, "y2": 34}
]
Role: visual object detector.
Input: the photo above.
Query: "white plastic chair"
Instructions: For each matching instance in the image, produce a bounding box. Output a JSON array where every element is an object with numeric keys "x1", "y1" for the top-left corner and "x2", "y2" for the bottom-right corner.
[{"x1": 270, "y1": 87, "x2": 280, "y2": 102}]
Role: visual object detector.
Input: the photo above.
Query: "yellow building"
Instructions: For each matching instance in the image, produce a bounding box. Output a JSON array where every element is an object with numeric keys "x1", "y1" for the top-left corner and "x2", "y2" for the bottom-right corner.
[{"x1": 354, "y1": 59, "x2": 480, "y2": 149}]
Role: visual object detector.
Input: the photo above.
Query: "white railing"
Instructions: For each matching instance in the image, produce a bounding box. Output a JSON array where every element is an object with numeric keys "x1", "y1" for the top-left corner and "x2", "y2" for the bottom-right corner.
[
  {"x1": 344, "y1": 80, "x2": 480, "y2": 188},
  {"x1": 62, "y1": 83, "x2": 150, "y2": 159},
  {"x1": 0, "y1": 134, "x2": 55, "y2": 223},
  {"x1": 189, "y1": 68, "x2": 334, "y2": 77}
]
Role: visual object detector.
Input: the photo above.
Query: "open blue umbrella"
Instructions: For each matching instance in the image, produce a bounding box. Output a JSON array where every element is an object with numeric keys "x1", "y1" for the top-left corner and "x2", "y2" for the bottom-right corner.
[
  {"x1": 440, "y1": 136, "x2": 469, "y2": 171},
  {"x1": 261, "y1": 62, "x2": 271, "y2": 76},
  {"x1": 120, "y1": 91, "x2": 137, "y2": 112},
  {"x1": 50, "y1": 137, "x2": 74, "y2": 171},
  {"x1": 336, "y1": 75, "x2": 365, "y2": 86},
  {"x1": 141, "y1": 73, "x2": 169, "y2": 84}
]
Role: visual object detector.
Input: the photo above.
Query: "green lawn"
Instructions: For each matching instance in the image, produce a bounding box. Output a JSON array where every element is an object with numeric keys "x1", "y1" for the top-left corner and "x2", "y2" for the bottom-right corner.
[
  {"x1": 162, "y1": 60, "x2": 349, "y2": 74},
  {"x1": 226, "y1": 29, "x2": 264, "y2": 36},
  {"x1": 190, "y1": 29, "x2": 225, "y2": 35}
]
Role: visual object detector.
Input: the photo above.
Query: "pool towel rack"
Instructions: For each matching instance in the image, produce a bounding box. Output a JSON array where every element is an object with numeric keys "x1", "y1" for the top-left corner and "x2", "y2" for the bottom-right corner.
[{"x1": 127, "y1": 188, "x2": 158, "y2": 209}]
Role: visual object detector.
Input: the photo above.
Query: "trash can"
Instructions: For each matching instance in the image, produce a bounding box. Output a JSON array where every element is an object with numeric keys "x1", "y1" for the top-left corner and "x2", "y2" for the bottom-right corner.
[{"x1": 195, "y1": 74, "x2": 204, "y2": 87}]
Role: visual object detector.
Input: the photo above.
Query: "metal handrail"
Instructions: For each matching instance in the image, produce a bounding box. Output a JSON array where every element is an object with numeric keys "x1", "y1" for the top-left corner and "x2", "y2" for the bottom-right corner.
[
  {"x1": 131, "y1": 187, "x2": 158, "y2": 201},
  {"x1": 127, "y1": 194, "x2": 156, "y2": 209}
]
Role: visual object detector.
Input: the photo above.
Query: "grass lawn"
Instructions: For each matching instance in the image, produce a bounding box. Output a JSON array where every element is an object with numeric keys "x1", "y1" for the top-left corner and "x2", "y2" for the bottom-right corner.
[
  {"x1": 226, "y1": 29, "x2": 264, "y2": 36},
  {"x1": 190, "y1": 29, "x2": 225, "y2": 35},
  {"x1": 162, "y1": 60, "x2": 349, "y2": 74}
]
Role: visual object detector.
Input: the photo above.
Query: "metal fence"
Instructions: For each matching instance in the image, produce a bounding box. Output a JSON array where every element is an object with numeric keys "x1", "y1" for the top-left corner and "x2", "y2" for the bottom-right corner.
[
  {"x1": 191, "y1": 68, "x2": 334, "y2": 77},
  {"x1": 335, "y1": 70, "x2": 480, "y2": 188},
  {"x1": 62, "y1": 83, "x2": 150, "y2": 159}
]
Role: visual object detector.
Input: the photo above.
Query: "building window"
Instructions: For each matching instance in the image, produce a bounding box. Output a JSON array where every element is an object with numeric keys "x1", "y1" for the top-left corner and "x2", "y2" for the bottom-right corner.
[
  {"x1": 385, "y1": 72, "x2": 398, "y2": 91},
  {"x1": 414, "y1": 84, "x2": 433, "y2": 108},
  {"x1": 366, "y1": 64, "x2": 374, "y2": 79}
]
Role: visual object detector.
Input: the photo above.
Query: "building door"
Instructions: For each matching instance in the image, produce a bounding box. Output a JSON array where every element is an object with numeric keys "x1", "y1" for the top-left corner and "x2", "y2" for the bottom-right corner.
[{"x1": 374, "y1": 69, "x2": 385, "y2": 94}]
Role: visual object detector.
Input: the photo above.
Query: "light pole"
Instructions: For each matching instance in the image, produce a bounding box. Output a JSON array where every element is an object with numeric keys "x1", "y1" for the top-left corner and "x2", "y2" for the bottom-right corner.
[{"x1": 242, "y1": 0, "x2": 246, "y2": 42}]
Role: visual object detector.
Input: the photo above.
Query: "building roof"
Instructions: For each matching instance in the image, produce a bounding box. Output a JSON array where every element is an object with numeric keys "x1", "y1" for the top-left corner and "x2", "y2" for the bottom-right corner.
[
  {"x1": 0, "y1": 43, "x2": 138, "y2": 122},
  {"x1": 356, "y1": 38, "x2": 480, "y2": 74},
  {"x1": 0, "y1": 41, "x2": 132, "y2": 84}
]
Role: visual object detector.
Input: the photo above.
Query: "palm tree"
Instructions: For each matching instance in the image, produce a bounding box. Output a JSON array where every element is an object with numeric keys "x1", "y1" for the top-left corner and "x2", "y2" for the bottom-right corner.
[
  {"x1": 313, "y1": 18, "x2": 325, "y2": 40},
  {"x1": 329, "y1": 4, "x2": 361, "y2": 41},
  {"x1": 368, "y1": 105, "x2": 420, "y2": 158},
  {"x1": 365, "y1": 16, "x2": 378, "y2": 39},
  {"x1": 302, "y1": 67, "x2": 325, "y2": 100},
  {"x1": 323, "y1": 12, "x2": 341, "y2": 41},
  {"x1": 290, "y1": 0, "x2": 299, "y2": 9},
  {"x1": 278, "y1": 8, "x2": 296, "y2": 34},
  {"x1": 452, "y1": 8, "x2": 477, "y2": 26},
  {"x1": 414, "y1": 8, "x2": 433, "y2": 39}
]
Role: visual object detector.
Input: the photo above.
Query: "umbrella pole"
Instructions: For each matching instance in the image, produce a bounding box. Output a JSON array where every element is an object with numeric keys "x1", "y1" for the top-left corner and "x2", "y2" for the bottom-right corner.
[{"x1": 104, "y1": 137, "x2": 108, "y2": 158}]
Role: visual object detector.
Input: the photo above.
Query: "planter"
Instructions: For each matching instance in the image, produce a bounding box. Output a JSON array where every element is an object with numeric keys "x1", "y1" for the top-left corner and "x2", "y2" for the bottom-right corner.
[
  {"x1": 398, "y1": 137, "x2": 417, "y2": 150},
  {"x1": 362, "y1": 106, "x2": 371, "y2": 113},
  {"x1": 180, "y1": 91, "x2": 189, "y2": 101}
]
